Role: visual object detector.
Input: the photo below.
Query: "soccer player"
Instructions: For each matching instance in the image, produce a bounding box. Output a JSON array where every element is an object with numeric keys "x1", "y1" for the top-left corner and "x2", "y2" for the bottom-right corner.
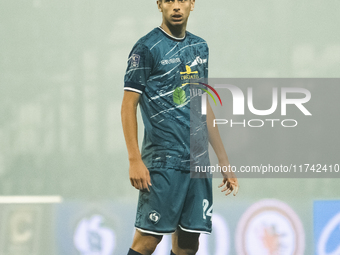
[{"x1": 121, "y1": 0, "x2": 239, "y2": 254}]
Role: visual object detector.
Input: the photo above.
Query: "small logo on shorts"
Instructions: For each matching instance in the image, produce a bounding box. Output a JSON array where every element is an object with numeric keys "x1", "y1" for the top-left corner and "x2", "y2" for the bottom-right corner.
[{"x1": 149, "y1": 211, "x2": 161, "y2": 224}]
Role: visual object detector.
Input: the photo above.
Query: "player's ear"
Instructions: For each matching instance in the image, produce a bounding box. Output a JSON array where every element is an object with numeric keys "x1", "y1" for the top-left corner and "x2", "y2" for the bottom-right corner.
[
  {"x1": 190, "y1": 0, "x2": 195, "y2": 11},
  {"x1": 157, "y1": 0, "x2": 163, "y2": 12}
]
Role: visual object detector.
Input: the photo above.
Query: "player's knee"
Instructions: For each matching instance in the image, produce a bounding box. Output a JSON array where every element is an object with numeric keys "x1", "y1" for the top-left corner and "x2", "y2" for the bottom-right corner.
[
  {"x1": 131, "y1": 232, "x2": 162, "y2": 254},
  {"x1": 144, "y1": 236, "x2": 162, "y2": 253},
  {"x1": 177, "y1": 235, "x2": 199, "y2": 254}
]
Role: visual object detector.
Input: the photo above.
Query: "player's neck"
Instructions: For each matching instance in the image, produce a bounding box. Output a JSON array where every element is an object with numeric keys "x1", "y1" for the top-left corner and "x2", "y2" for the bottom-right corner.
[{"x1": 160, "y1": 22, "x2": 186, "y2": 39}]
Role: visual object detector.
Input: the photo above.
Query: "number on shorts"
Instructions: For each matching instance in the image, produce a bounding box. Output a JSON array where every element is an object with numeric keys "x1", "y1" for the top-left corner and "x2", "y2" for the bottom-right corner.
[{"x1": 203, "y1": 199, "x2": 213, "y2": 220}]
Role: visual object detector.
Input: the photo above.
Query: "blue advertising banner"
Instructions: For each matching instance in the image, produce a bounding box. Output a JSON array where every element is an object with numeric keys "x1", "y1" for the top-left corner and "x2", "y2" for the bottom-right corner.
[{"x1": 314, "y1": 200, "x2": 340, "y2": 255}]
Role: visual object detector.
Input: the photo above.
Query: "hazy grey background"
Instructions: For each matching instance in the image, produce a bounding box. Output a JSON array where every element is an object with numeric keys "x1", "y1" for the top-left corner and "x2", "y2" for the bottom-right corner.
[
  {"x1": 0, "y1": 0, "x2": 340, "y2": 254},
  {"x1": 1, "y1": 0, "x2": 339, "y2": 199}
]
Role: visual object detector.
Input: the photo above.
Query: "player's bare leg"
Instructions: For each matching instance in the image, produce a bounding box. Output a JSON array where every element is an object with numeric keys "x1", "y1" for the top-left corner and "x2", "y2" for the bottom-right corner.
[
  {"x1": 130, "y1": 229, "x2": 163, "y2": 255},
  {"x1": 171, "y1": 227, "x2": 200, "y2": 255}
]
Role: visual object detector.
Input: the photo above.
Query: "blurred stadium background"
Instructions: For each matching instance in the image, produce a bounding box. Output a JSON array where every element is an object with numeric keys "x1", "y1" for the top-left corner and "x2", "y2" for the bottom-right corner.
[{"x1": 0, "y1": 0, "x2": 340, "y2": 254}]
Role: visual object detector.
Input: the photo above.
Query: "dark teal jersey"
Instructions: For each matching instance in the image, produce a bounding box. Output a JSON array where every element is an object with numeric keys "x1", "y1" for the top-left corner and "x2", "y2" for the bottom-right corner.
[{"x1": 124, "y1": 27, "x2": 209, "y2": 171}]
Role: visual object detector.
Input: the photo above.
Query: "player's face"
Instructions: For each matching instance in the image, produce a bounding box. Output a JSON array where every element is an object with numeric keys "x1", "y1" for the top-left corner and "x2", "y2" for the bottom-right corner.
[{"x1": 157, "y1": 0, "x2": 195, "y2": 28}]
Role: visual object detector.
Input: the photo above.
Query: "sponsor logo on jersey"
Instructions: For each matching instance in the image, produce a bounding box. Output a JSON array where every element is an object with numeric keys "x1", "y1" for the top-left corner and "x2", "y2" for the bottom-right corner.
[
  {"x1": 131, "y1": 54, "x2": 140, "y2": 68},
  {"x1": 236, "y1": 199, "x2": 305, "y2": 255},
  {"x1": 149, "y1": 211, "x2": 161, "y2": 224},
  {"x1": 180, "y1": 65, "x2": 199, "y2": 80},
  {"x1": 173, "y1": 65, "x2": 200, "y2": 105},
  {"x1": 161, "y1": 58, "x2": 181, "y2": 65},
  {"x1": 190, "y1": 56, "x2": 207, "y2": 67},
  {"x1": 173, "y1": 86, "x2": 187, "y2": 105}
]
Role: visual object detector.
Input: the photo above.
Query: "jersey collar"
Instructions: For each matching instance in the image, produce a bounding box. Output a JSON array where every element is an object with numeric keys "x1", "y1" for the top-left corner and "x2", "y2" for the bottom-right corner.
[{"x1": 158, "y1": 26, "x2": 186, "y2": 42}]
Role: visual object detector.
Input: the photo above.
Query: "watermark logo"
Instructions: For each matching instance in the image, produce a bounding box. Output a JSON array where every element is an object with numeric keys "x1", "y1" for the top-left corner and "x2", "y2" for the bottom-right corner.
[
  {"x1": 199, "y1": 81, "x2": 312, "y2": 128},
  {"x1": 201, "y1": 84, "x2": 311, "y2": 116}
]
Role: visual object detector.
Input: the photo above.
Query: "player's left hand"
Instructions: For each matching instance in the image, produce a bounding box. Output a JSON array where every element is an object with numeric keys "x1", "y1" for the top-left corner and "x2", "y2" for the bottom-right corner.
[
  {"x1": 218, "y1": 161, "x2": 239, "y2": 196},
  {"x1": 219, "y1": 176, "x2": 239, "y2": 196}
]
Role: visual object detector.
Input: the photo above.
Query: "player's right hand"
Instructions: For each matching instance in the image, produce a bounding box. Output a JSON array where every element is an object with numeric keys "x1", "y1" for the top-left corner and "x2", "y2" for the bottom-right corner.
[{"x1": 129, "y1": 159, "x2": 152, "y2": 192}]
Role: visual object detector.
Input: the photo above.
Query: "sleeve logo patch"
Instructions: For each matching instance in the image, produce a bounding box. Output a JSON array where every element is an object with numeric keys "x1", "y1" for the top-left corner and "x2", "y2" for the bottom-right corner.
[{"x1": 131, "y1": 54, "x2": 141, "y2": 68}]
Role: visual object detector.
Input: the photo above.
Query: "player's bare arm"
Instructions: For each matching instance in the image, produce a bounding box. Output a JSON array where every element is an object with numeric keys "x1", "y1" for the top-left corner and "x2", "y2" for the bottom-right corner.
[
  {"x1": 206, "y1": 100, "x2": 239, "y2": 196},
  {"x1": 121, "y1": 91, "x2": 152, "y2": 192}
]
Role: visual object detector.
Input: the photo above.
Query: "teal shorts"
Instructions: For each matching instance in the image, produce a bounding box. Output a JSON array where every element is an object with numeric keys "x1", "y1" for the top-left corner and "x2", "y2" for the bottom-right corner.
[{"x1": 135, "y1": 168, "x2": 213, "y2": 235}]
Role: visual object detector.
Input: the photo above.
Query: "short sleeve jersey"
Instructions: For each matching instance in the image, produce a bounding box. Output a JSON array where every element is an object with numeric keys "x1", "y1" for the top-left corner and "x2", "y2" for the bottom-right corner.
[{"x1": 124, "y1": 27, "x2": 209, "y2": 171}]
